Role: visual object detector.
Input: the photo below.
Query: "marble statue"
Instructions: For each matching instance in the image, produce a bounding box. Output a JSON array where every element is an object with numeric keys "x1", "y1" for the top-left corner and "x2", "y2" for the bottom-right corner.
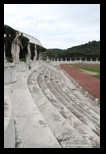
[
  {"x1": 39, "y1": 51, "x2": 42, "y2": 61},
  {"x1": 27, "y1": 42, "x2": 31, "y2": 60},
  {"x1": 34, "y1": 44, "x2": 37, "y2": 61},
  {"x1": 11, "y1": 32, "x2": 23, "y2": 63},
  {"x1": 46, "y1": 56, "x2": 49, "y2": 61}
]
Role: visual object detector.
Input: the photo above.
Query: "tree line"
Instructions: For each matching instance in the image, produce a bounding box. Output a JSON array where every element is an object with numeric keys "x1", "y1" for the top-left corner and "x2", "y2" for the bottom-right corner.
[{"x1": 46, "y1": 41, "x2": 100, "y2": 60}]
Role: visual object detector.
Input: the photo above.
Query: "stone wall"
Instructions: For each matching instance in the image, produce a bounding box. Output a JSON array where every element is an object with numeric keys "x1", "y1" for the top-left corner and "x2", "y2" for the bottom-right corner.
[
  {"x1": 4, "y1": 94, "x2": 15, "y2": 148},
  {"x1": 4, "y1": 63, "x2": 16, "y2": 85},
  {"x1": 15, "y1": 61, "x2": 27, "y2": 72}
]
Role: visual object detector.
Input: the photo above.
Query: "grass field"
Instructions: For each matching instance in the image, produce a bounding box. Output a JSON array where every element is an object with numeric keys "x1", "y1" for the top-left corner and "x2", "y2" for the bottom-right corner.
[{"x1": 74, "y1": 65, "x2": 100, "y2": 79}]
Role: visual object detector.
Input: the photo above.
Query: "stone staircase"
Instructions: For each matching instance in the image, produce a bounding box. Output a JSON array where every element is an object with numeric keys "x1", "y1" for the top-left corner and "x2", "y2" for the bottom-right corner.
[{"x1": 28, "y1": 62, "x2": 100, "y2": 148}]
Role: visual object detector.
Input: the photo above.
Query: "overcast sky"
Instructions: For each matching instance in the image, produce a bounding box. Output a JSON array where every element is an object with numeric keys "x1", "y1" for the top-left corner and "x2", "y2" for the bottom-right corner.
[{"x1": 4, "y1": 4, "x2": 100, "y2": 49}]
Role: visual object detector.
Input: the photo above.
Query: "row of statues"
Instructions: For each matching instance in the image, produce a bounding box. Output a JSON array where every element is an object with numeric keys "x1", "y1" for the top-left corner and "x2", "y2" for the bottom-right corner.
[{"x1": 4, "y1": 31, "x2": 42, "y2": 63}]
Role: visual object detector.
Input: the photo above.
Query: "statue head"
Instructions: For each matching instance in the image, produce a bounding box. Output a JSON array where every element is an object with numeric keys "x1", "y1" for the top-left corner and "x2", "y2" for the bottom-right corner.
[{"x1": 16, "y1": 31, "x2": 19, "y2": 38}]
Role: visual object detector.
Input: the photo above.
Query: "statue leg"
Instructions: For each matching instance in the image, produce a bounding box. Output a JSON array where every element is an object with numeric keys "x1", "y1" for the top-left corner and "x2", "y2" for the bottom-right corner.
[{"x1": 16, "y1": 45, "x2": 20, "y2": 62}]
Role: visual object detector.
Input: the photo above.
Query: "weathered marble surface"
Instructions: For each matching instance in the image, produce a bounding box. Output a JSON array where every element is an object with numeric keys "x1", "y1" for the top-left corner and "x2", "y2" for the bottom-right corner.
[
  {"x1": 11, "y1": 32, "x2": 22, "y2": 63},
  {"x1": 4, "y1": 94, "x2": 15, "y2": 148},
  {"x1": 10, "y1": 67, "x2": 60, "y2": 148},
  {"x1": 4, "y1": 63, "x2": 16, "y2": 85},
  {"x1": 15, "y1": 61, "x2": 26, "y2": 72},
  {"x1": 27, "y1": 42, "x2": 31, "y2": 61}
]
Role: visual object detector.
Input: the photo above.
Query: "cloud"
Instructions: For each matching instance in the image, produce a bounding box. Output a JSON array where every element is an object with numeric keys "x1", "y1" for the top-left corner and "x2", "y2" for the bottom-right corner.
[{"x1": 4, "y1": 4, "x2": 100, "y2": 49}]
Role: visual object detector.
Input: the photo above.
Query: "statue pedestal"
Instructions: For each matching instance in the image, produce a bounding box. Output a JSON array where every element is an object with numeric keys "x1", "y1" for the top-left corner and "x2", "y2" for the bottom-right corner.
[
  {"x1": 4, "y1": 59, "x2": 7, "y2": 63},
  {"x1": 30, "y1": 60, "x2": 35, "y2": 67},
  {"x1": 15, "y1": 61, "x2": 26, "y2": 72},
  {"x1": 4, "y1": 63, "x2": 16, "y2": 85}
]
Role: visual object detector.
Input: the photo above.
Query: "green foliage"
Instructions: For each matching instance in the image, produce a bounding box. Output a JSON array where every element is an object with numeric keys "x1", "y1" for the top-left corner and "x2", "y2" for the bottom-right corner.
[
  {"x1": 37, "y1": 45, "x2": 46, "y2": 52},
  {"x1": 66, "y1": 41, "x2": 100, "y2": 57},
  {"x1": 46, "y1": 48, "x2": 64, "y2": 59},
  {"x1": 30, "y1": 43, "x2": 35, "y2": 60},
  {"x1": 20, "y1": 58, "x2": 26, "y2": 62},
  {"x1": 4, "y1": 25, "x2": 16, "y2": 58},
  {"x1": 19, "y1": 35, "x2": 29, "y2": 48},
  {"x1": 46, "y1": 41, "x2": 100, "y2": 59},
  {"x1": 19, "y1": 34, "x2": 29, "y2": 59},
  {"x1": 4, "y1": 25, "x2": 16, "y2": 41},
  {"x1": 6, "y1": 57, "x2": 13, "y2": 63}
]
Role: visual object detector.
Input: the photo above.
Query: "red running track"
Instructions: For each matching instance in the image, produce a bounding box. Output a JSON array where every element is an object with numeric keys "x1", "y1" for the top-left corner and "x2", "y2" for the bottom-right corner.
[{"x1": 60, "y1": 64, "x2": 100, "y2": 98}]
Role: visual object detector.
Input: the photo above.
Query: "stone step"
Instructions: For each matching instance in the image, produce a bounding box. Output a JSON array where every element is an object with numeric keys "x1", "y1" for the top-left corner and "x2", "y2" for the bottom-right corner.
[
  {"x1": 42, "y1": 64, "x2": 49, "y2": 77},
  {"x1": 30, "y1": 71, "x2": 90, "y2": 148},
  {"x1": 62, "y1": 83, "x2": 100, "y2": 115},
  {"x1": 47, "y1": 65, "x2": 99, "y2": 132},
  {"x1": 52, "y1": 66, "x2": 100, "y2": 116},
  {"x1": 51, "y1": 68, "x2": 100, "y2": 129},
  {"x1": 52, "y1": 65, "x2": 100, "y2": 114},
  {"x1": 68, "y1": 86, "x2": 100, "y2": 114},
  {"x1": 51, "y1": 67, "x2": 100, "y2": 133},
  {"x1": 37, "y1": 65, "x2": 99, "y2": 147},
  {"x1": 60, "y1": 67, "x2": 100, "y2": 114}
]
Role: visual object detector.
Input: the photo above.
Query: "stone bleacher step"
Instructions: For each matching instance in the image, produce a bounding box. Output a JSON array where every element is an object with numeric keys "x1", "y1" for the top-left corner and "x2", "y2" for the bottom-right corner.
[
  {"x1": 59, "y1": 67, "x2": 100, "y2": 113},
  {"x1": 52, "y1": 68, "x2": 99, "y2": 131},
  {"x1": 30, "y1": 71, "x2": 91, "y2": 148},
  {"x1": 51, "y1": 75, "x2": 100, "y2": 130},
  {"x1": 36, "y1": 68, "x2": 99, "y2": 147},
  {"x1": 52, "y1": 67, "x2": 100, "y2": 119}
]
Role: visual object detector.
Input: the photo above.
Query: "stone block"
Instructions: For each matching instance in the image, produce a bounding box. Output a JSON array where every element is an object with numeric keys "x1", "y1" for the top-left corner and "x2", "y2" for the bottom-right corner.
[
  {"x1": 4, "y1": 63, "x2": 16, "y2": 85},
  {"x1": 15, "y1": 61, "x2": 26, "y2": 72}
]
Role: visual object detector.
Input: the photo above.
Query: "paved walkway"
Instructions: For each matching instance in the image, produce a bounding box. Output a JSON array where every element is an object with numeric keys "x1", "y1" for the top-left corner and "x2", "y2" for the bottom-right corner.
[{"x1": 60, "y1": 64, "x2": 100, "y2": 98}]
